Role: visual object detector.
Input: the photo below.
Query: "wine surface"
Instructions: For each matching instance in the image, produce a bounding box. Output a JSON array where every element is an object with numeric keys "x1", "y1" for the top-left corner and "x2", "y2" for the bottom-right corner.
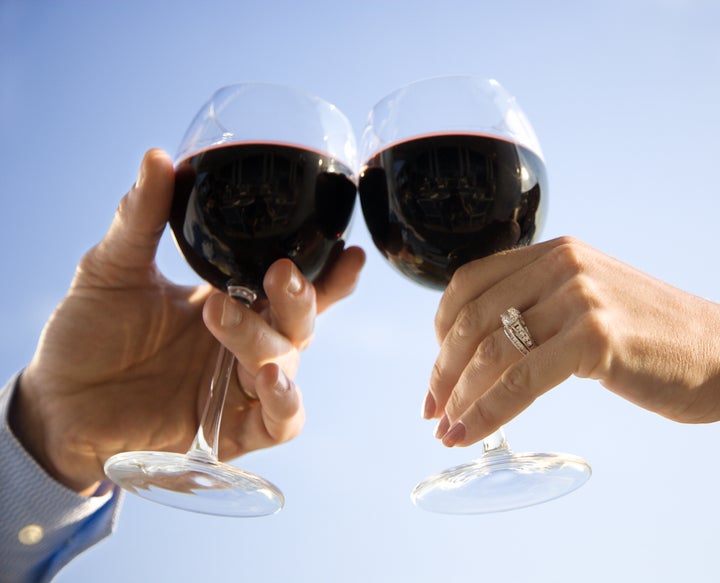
[
  {"x1": 359, "y1": 133, "x2": 546, "y2": 289},
  {"x1": 171, "y1": 143, "x2": 357, "y2": 296}
]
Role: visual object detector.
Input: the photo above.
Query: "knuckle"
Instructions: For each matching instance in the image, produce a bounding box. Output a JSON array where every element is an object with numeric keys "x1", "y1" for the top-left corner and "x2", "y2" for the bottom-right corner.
[
  {"x1": 469, "y1": 334, "x2": 500, "y2": 372},
  {"x1": 564, "y1": 276, "x2": 598, "y2": 311},
  {"x1": 253, "y1": 326, "x2": 273, "y2": 351},
  {"x1": 445, "y1": 388, "x2": 466, "y2": 420},
  {"x1": 114, "y1": 192, "x2": 132, "y2": 221},
  {"x1": 434, "y1": 305, "x2": 454, "y2": 342},
  {"x1": 453, "y1": 302, "x2": 480, "y2": 339},
  {"x1": 295, "y1": 333, "x2": 314, "y2": 352},
  {"x1": 430, "y1": 357, "x2": 463, "y2": 407},
  {"x1": 552, "y1": 234, "x2": 583, "y2": 248},
  {"x1": 429, "y1": 359, "x2": 450, "y2": 393},
  {"x1": 498, "y1": 363, "x2": 533, "y2": 401},
  {"x1": 447, "y1": 262, "x2": 470, "y2": 295},
  {"x1": 436, "y1": 264, "x2": 473, "y2": 335},
  {"x1": 546, "y1": 237, "x2": 587, "y2": 279},
  {"x1": 468, "y1": 398, "x2": 501, "y2": 436},
  {"x1": 440, "y1": 335, "x2": 501, "y2": 419},
  {"x1": 75, "y1": 246, "x2": 100, "y2": 275},
  {"x1": 579, "y1": 309, "x2": 609, "y2": 343},
  {"x1": 231, "y1": 320, "x2": 273, "y2": 362},
  {"x1": 574, "y1": 310, "x2": 613, "y2": 377}
]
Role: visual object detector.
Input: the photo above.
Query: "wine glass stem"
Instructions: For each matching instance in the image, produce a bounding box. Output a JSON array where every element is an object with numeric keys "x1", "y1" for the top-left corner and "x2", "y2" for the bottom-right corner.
[
  {"x1": 187, "y1": 344, "x2": 236, "y2": 461},
  {"x1": 187, "y1": 290, "x2": 255, "y2": 462},
  {"x1": 482, "y1": 427, "x2": 510, "y2": 455}
]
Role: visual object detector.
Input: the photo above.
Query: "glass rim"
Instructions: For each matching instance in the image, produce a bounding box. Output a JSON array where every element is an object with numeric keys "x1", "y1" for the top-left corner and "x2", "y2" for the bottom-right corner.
[
  {"x1": 360, "y1": 74, "x2": 544, "y2": 162},
  {"x1": 175, "y1": 81, "x2": 358, "y2": 169}
]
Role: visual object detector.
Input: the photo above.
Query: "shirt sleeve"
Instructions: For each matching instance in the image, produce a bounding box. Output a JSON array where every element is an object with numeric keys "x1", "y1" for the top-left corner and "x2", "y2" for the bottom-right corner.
[{"x1": 0, "y1": 373, "x2": 123, "y2": 583}]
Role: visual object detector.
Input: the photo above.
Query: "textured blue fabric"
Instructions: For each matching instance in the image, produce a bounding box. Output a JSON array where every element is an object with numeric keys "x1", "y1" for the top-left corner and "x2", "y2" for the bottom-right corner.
[{"x1": 0, "y1": 374, "x2": 123, "y2": 582}]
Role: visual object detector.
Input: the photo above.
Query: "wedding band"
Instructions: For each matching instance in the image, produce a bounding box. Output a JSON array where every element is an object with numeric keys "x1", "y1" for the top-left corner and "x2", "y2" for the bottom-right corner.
[
  {"x1": 501, "y1": 307, "x2": 535, "y2": 355},
  {"x1": 233, "y1": 385, "x2": 259, "y2": 412},
  {"x1": 240, "y1": 385, "x2": 259, "y2": 402}
]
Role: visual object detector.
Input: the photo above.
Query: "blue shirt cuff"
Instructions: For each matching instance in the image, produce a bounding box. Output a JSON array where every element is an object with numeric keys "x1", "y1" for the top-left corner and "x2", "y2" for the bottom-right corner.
[{"x1": 0, "y1": 373, "x2": 123, "y2": 583}]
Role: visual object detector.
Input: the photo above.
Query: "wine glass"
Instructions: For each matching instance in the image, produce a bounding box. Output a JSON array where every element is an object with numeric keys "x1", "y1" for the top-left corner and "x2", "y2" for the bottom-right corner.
[
  {"x1": 358, "y1": 76, "x2": 591, "y2": 514},
  {"x1": 104, "y1": 83, "x2": 358, "y2": 517}
]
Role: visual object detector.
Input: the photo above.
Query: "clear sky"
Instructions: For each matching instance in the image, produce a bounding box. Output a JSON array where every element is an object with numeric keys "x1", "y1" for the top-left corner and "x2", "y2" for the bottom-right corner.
[{"x1": 2, "y1": 1, "x2": 720, "y2": 581}]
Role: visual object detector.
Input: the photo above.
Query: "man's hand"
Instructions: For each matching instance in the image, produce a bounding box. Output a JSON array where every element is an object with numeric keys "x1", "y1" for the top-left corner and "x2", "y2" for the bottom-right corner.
[{"x1": 11, "y1": 149, "x2": 365, "y2": 495}]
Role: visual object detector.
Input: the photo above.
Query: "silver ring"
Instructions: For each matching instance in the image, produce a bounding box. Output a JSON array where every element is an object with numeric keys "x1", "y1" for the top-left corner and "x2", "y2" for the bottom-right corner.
[{"x1": 501, "y1": 307, "x2": 535, "y2": 355}]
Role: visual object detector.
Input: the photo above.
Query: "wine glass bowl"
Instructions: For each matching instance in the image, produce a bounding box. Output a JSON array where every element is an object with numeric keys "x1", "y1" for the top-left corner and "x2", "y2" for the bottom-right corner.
[
  {"x1": 358, "y1": 75, "x2": 591, "y2": 514},
  {"x1": 359, "y1": 132, "x2": 546, "y2": 290},
  {"x1": 172, "y1": 83, "x2": 358, "y2": 301},
  {"x1": 104, "y1": 83, "x2": 357, "y2": 517},
  {"x1": 171, "y1": 141, "x2": 357, "y2": 301}
]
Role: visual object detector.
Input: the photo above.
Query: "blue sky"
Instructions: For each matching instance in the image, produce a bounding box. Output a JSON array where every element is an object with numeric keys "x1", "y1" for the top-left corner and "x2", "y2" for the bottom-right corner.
[{"x1": 2, "y1": 1, "x2": 720, "y2": 581}]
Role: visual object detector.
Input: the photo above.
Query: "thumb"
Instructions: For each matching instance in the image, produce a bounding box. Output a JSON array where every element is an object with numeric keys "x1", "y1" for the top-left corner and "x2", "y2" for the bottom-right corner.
[{"x1": 95, "y1": 149, "x2": 175, "y2": 275}]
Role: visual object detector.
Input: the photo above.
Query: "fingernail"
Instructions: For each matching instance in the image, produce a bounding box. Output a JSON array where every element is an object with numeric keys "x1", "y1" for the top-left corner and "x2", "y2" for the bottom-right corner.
[
  {"x1": 274, "y1": 370, "x2": 292, "y2": 394},
  {"x1": 442, "y1": 421, "x2": 466, "y2": 447},
  {"x1": 435, "y1": 414, "x2": 450, "y2": 439},
  {"x1": 221, "y1": 296, "x2": 242, "y2": 328},
  {"x1": 422, "y1": 391, "x2": 436, "y2": 419},
  {"x1": 287, "y1": 268, "x2": 302, "y2": 294}
]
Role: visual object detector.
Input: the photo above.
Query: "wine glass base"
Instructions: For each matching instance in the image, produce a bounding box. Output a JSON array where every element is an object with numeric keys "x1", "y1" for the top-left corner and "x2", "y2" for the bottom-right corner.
[
  {"x1": 104, "y1": 451, "x2": 284, "y2": 517},
  {"x1": 411, "y1": 451, "x2": 591, "y2": 515}
]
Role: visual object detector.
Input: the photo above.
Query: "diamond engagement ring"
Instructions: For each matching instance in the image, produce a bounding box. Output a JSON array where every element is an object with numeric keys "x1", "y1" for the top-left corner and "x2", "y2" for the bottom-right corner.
[{"x1": 501, "y1": 307, "x2": 535, "y2": 355}]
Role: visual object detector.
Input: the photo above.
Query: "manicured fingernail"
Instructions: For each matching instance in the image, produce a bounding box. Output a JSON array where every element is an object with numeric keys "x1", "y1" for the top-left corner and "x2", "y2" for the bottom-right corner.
[
  {"x1": 442, "y1": 421, "x2": 466, "y2": 447},
  {"x1": 287, "y1": 269, "x2": 302, "y2": 294},
  {"x1": 422, "y1": 391, "x2": 436, "y2": 419},
  {"x1": 221, "y1": 296, "x2": 242, "y2": 328},
  {"x1": 435, "y1": 414, "x2": 450, "y2": 439}
]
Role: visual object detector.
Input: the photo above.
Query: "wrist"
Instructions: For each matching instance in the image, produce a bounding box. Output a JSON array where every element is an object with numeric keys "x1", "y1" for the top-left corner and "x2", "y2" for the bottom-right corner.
[{"x1": 10, "y1": 373, "x2": 102, "y2": 496}]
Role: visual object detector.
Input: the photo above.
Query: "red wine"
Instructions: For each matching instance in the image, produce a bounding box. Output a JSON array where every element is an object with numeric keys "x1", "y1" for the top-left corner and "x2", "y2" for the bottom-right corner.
[
  {"x1": 358, "y1": 133, "x2": 546, "y2": 289},
  {"x1": 171, "y1": 143, "x2": 357, "y2": 297}
]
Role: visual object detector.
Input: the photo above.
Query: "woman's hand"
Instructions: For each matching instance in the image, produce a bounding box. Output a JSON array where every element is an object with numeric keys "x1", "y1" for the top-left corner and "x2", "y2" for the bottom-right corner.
[{"x1": 424, "y1": 236, "x2": 720, "y2": 447}]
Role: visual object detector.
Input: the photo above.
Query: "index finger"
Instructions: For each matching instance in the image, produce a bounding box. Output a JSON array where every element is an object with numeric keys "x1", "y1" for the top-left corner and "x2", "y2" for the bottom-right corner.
[{"x1": 202, "y1": 291, "x2": 301, "y2": 405}]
